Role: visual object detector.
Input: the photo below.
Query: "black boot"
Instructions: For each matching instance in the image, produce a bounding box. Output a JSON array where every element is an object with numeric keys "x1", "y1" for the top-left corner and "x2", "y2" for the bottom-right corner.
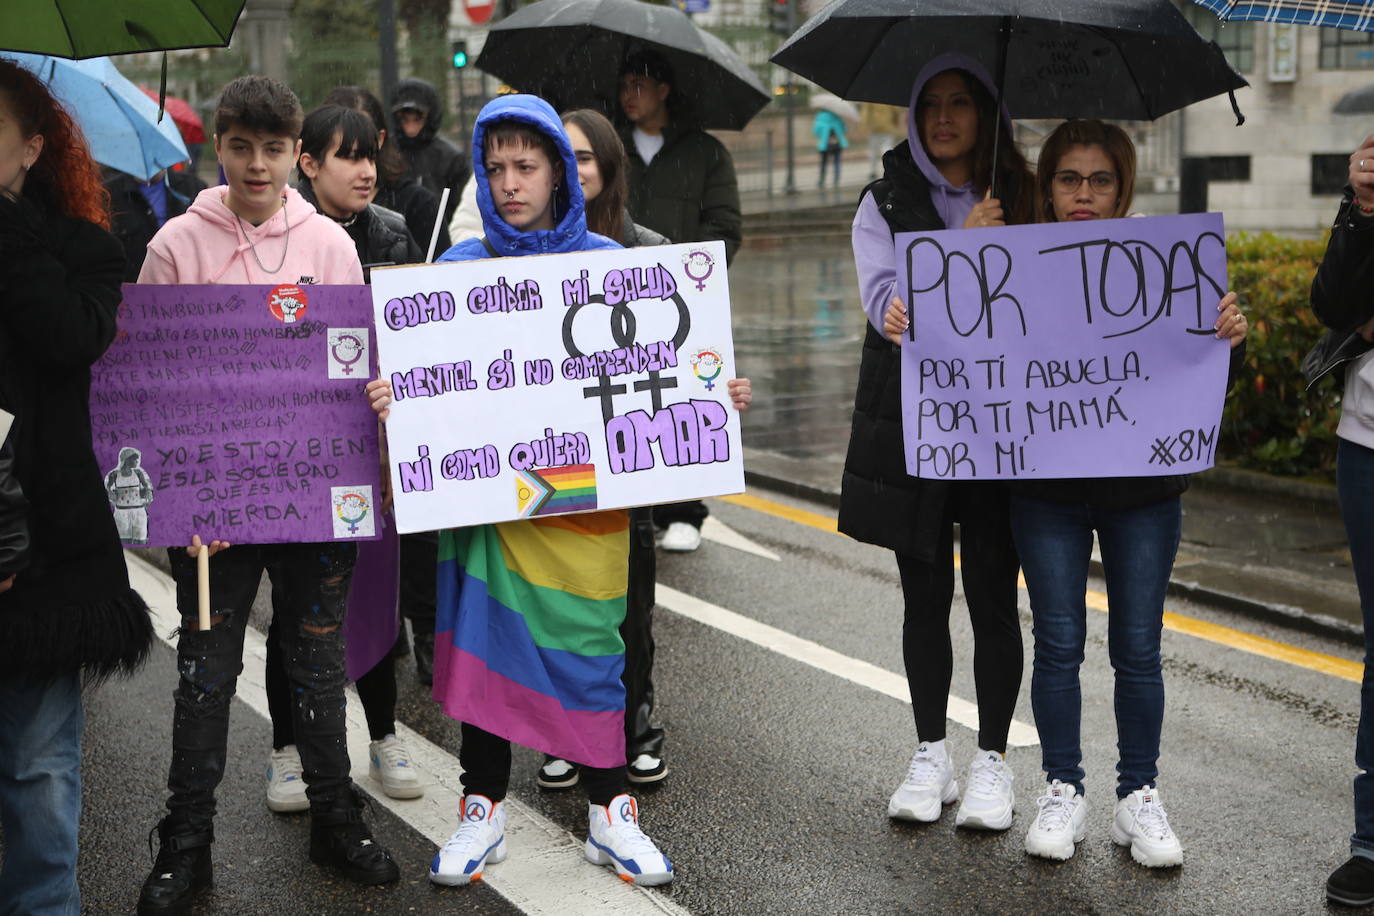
[
  {"x1": 413, "y1": 630, "x2": 434, "y2": 686},
  {"x1": 137, "y1": 817, "x2": 213, "y2": 915},
  {"x1": 309, "y1": 786, "x2": 401, "y2": 885}
]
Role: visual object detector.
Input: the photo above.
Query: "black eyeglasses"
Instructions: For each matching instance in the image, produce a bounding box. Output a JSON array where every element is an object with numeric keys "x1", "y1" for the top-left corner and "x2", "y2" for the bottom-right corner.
[{"x1": 1052, "y1": 170, "x2": 1118, "y2": 194}]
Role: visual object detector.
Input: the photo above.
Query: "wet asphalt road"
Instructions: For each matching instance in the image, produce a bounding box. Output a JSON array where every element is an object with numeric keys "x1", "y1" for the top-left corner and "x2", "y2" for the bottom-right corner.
[{"x1": 54, "y1": 484, "x2": 1371, "y2": 915}]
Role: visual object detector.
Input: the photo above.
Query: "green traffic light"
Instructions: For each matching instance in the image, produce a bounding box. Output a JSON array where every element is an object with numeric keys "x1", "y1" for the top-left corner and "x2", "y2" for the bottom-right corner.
[{"x1": 452, "y1": 51, "x2": 468, "y2": 68}]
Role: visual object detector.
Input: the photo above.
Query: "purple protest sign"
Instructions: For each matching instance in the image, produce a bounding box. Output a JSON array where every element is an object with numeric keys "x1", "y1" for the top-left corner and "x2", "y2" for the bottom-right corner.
[
  {"x1": 91, "y1": 284, "x2": 383, "y2": 546},
  {"x1": 897, "y1": 213, "x2": 1231, "y2": 480}
]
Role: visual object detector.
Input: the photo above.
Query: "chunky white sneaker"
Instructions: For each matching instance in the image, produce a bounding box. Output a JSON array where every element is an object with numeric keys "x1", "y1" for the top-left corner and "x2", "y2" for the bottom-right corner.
[
  {"x1": 537, "y1": 756, "x2": 580, "y2": 789},
  {"x1": 659, "y1": 522, "x2": 702, "y2": 552},
  {"x1": 888, "y1": 741, "x2": 958, "y2": 822},
  {"x1": 430, "y1": 795, "x2": 507, "y2": 885},
  {"x1": 1025, "y1": 780, "x2": 1088, "y2": 861},
  {"x1": 585, "y1": 794, "x2": 673, "y2": 886},
  {"x1": 1111, "y1": 786, "x2": 1183, "y2": 868},
  {"x1": 369, "y1": 734, "x2": 424, "y2": 800},
  {"x1": 955, "y1": 750, "x2": 1015, "y2": 831},
  {"x1": 626, "y1": 753, "x2": 667, "y2": 785},
  {"x1": 265, "y1": 745, "x2": 309, "y2": 814}
]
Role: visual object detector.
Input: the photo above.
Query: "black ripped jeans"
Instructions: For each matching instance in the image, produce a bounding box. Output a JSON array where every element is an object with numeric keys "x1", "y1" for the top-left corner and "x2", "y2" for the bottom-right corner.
[{"x1": 164, "y1": 542, "x2": 357, "y2": 826}]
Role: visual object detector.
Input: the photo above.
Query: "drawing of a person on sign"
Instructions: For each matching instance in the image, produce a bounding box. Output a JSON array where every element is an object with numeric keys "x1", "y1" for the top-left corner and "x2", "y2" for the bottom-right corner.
[{"x1": 104, "y1": 447, "x2": 155, "y2": 544}]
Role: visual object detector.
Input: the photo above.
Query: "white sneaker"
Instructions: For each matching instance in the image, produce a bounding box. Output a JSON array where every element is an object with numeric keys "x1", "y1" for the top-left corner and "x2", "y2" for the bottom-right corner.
[
  {"x1": 430, "y1": 794, "x2": 507, "y2": 885},
  {"x1": 659, "y1": 522, "x2": 702, "y2": 552},
  {"x1": 585, "y1": 794, "x2": 673, "y2": 886},
  {"x1": 369, "y1": 734, "x2": 424, "y2": 799},
  {"x1": 955, "y1": 750, "x2": 1015, "y2": 831},
  {"x1": 265, "y1": 745, "x2": 309, "y2": 813},
  {"x1": 1024, "y1": 780, "x2": 1088, "y2": 861},
  {"x1": 1111, "y1": 786, "x2": 1184, "y2": 868},
  {"x1": 888, "y1": 741, "x2": 958, "y2": 822}
]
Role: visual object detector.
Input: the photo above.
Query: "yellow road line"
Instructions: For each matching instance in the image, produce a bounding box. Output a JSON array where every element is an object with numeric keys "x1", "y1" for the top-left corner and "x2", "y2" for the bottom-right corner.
[{"x1": 719, "y1": 491, "x2": 1363, "y2": 684}]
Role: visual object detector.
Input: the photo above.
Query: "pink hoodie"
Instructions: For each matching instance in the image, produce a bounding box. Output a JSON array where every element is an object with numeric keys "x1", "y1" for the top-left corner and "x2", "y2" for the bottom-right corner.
[{"x1": 138, "y1": 186, "x2": 362, "y2": 285}]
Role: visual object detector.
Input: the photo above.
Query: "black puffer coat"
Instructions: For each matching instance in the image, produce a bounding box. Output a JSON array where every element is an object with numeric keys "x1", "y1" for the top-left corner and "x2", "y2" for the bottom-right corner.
[
  {"x1": 297, "y1": 182, "x2": 422, "y2": 280},
  {"x1": 0, "y1": 187, "x2": 152, "y2": 683},
  {"x1": 390, "y1": 78, "x2": 470, "y2": 232}
]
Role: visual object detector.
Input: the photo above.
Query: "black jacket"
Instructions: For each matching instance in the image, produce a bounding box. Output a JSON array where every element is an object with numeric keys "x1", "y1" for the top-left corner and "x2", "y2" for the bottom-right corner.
[
  {"x1": 0, "y1": 188, "x2": 152, "y2": 683},
  {"x1": 1309, "y1": 189, "x2": 1374, "y2": 389},
  {"x1": 0, "y1": 435, "x2": 29, "y2": 579},
  {"x1": 375, "y1": 175, "x2": 448, "y2": 258},
  {"x1": 621, "y1": 122, "x2": 741, "y2": 265},
  {"x1": 839, "y1": 143, "x2": 1014, "y2": 560},
  {"x1": 297, "y1": 182, "x2": 422, "y2": 280},
  {"x1": 105, "y1": 169, "x2": 206, "y2": 282},
  {"x1": 391, "y1": 78, "x2": 470, "y2": 233}
]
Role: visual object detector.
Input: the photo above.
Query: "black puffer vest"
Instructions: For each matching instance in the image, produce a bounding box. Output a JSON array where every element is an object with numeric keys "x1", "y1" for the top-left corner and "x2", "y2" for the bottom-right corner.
[{"x1": 838, "y1": 142, "x2": 1015, "y2": 561}]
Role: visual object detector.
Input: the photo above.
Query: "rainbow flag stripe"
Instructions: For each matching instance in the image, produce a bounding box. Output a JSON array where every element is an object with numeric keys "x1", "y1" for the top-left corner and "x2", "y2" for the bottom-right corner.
[
  {"x1": 432, "y1": 511, "x2": 629, "y2": 768},
  {"x1": 516, "y1": 464, "x2": 598, "y2": 518}
]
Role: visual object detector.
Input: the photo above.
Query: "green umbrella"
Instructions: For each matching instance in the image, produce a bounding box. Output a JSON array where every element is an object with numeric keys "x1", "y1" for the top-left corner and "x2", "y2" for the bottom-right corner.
[{"x1": 2, "y1": 0, "x2": 245, "y2": 59}]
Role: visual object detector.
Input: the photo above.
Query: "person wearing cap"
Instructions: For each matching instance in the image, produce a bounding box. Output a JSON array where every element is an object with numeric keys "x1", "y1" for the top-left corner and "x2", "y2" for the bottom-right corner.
[{"x1": 389, "y1": 77, "x2": 469, "y2": 238}]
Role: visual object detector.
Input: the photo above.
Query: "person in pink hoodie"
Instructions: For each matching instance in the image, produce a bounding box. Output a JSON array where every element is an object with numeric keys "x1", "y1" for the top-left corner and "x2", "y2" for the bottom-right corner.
[{"x1": 135, "y1": 76, "x2": 399, "y2": 916}]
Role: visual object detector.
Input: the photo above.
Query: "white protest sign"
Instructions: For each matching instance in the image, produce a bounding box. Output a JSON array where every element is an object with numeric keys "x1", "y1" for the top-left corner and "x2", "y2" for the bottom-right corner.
[{"x1": 370, "y1": 242, "x2": 743, "y2": 534}]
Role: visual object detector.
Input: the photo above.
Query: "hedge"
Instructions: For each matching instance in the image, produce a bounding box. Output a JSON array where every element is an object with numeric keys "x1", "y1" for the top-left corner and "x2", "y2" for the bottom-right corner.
[{"x1": 1220, "y1": 231, "x2": 1339, "y2": 479}]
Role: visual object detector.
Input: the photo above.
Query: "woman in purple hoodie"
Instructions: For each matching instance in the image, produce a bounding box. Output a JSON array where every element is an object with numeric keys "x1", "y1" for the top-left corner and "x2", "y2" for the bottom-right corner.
[{"x1": 840, "y1": 53, "x2": 1035, "y2": 833}]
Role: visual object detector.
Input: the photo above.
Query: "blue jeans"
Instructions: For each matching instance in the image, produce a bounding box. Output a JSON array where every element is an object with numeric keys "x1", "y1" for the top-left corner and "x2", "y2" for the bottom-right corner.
[
  {"x1": 1338, "y1": 439, "x2": 1374, "y2": 859},
  {"x1": 1010, "y1": 494, "x2": 1181, "y2": 799},
  {"x1": 0, "y1": 673, "x2": 83, "y2": 915}
]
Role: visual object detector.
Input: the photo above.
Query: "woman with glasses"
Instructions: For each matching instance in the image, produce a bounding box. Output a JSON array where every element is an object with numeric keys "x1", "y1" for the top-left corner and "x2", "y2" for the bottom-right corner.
[{"x1": 1007, "y1": 120, "x2": 1248, "y2": 866}]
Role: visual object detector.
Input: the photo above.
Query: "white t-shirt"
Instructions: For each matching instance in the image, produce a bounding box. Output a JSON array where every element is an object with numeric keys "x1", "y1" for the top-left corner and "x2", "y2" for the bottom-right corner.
[{"x1": 633, "y1": 128, "x2": 665, "y2": 165}]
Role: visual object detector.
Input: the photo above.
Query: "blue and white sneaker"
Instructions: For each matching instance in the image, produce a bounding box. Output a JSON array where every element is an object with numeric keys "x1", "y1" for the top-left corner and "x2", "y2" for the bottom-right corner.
[
  {"x1": 430, "y1": 794, "x2": 507, "y2": 885},
  {"x1": 265, "y1": 745, "x2": 308, "y2": 813},
  {"x1": 369, "y1": 734, "x2": 423, "y2": 799},
  {"x1": 585, "y1": 794, "x2": 673, "y2": 886}
]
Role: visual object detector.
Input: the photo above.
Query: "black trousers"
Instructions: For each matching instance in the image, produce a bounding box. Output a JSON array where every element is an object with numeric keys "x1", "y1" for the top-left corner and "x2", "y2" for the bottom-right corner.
[
  {"x1": 164, "y1": 542, "x2": 357, "y2": 824},
  {"x1": 460, "y1": 723, "x2": 626, "y2": 806},
  {"x1": 623, "y1": 507, "x2": 663, "y2": 759},
  {"x1": 651, "y1": 499, "x2": 708, "y2": 529},
  {"x1": 265, "y1": 531, "x2": 437, "y2": 746},
  {"x1": 894, "y1": 484, "x2": 1022, "y2": 754}
]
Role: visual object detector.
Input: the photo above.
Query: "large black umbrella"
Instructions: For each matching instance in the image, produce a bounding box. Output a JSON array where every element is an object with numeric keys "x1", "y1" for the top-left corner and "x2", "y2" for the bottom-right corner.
[
  {"x1": 771, "y1": 0, "x2": 1247, "y2": 123},
  {"x1": 476, "y1": 0, "x2": 770, "y2": 130}
]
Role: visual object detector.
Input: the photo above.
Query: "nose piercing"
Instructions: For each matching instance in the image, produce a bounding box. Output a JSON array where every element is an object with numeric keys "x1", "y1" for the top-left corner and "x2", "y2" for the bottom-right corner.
[{"x1": 505, "y1": 190, "x2": 515, "y2": 199}]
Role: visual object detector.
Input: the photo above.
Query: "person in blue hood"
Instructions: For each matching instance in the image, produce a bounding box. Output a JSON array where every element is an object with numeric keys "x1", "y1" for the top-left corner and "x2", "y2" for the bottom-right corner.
[
  {"x1": 839, "y1": 54, "x2": 1036, "y2": 836},
  {"x1": 367, "y1": 94, "x2": 691, "y2": 889}
]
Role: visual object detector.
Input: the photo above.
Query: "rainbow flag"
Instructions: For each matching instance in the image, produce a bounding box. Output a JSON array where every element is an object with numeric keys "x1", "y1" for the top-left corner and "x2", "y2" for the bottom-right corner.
[
  {"x1": 516, "y1": 464, "x2": 598, "y2": 517},
  {"x1": 432, "y1": 511, "x2": 628, "y2": 768}
]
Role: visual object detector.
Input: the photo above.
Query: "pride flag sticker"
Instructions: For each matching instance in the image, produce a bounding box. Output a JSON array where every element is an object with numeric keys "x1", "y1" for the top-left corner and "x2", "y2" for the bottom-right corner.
[{"x1": 516, "y1": 464, "x2": 598, "y2": 518}]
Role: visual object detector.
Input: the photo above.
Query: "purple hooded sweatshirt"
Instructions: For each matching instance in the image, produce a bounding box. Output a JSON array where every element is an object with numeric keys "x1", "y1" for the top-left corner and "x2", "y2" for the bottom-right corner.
[{"x1": 851, "y1": 53, "x2": 1014, "y2": 333}]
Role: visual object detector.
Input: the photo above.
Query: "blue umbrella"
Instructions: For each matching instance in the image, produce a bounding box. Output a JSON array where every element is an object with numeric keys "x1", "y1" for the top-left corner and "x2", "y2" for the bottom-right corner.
[
  {"x1": 0, "y1": 52, "x2": 188, "y2": 181},
  {"x1": 1188, "y1": 0, "x2": 1374, "y2": 30}
]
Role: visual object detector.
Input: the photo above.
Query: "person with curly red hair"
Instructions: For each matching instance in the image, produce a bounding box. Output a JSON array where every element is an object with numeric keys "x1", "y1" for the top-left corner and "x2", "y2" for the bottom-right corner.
[{"x1": 0, "y1": 58, "x2": 153, "y2": 914}]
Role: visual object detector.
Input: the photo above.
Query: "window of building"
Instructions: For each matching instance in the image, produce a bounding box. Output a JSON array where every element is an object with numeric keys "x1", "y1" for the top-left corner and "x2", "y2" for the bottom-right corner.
[
  {"x1": 1313, "y1": 154, "x2": 1351, "y2": 195},
  {"x1": 1183, "y1": 6, "x2": 1255, "y2": 73},
  {"x1": 1209, "y1": 156, "x2": 1251, "y2": 182},
  {"x1": 1320, "y1": 27, "x2": 1374, "y2": 69}
]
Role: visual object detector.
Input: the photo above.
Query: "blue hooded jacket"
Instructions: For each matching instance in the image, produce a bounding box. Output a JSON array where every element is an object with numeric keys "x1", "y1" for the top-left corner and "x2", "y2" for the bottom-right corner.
[{"x1": 438, "y1": 95, "x2": 620, "y2": 262}]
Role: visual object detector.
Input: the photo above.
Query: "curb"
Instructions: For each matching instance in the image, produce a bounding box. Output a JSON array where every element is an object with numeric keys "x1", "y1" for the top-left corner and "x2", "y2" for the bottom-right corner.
[{"x1": 742, "y1": 458, "x2": 1364, "y2": 649}]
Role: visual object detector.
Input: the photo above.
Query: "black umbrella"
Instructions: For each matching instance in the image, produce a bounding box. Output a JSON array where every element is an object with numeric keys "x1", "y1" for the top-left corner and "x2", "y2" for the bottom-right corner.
[
  {"x1": 1336, "y1": 83, "x2": 1374, "y2": 115},
  {"x1": 771, "y1": 0, "x2": 1247, "y2": 123},
  {"x1": 476, "y1": 0, "x2": 771, "y2": 130}
]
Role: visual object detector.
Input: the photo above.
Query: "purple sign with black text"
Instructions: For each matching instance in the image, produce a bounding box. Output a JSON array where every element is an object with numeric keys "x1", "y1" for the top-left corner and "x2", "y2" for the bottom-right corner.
[
  {"x1": 898, "y1": 213, "x2": 1231, "y2": 479},
  {"x1": 91, "y1": 284, "x2": 383, "y2": 546}
]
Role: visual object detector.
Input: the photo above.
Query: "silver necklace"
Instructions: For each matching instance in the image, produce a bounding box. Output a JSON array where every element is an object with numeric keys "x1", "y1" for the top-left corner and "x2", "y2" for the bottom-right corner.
[{"x1": 234, "y1": 200, "x2": 291, "y2": 274}]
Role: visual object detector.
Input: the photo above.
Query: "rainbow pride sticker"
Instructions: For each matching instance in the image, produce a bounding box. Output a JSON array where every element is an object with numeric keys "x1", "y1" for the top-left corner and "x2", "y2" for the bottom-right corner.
[{"x1": 516, "y1": 464, "x2": 598, "y2": 517}]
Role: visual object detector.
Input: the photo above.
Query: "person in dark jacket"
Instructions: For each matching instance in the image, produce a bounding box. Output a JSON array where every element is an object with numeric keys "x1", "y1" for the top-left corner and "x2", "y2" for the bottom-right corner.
[
  {"x1": 844, "y1": 54, "x2": 1035, "y2": 839},
  {"x1": 1315, "y1": 133, "x2": 1374, "y2": 909},
  {"x1": 618, "y1": 49, "x2": 741, "y2": 552},
  {"x1": 105, "y1": 167, "x2": 208, "y2": 282},
  {"x1": 977, "y1": 119, "x2": 1245, "y2": 867},
  {"x1": 390, "y1": 77, "x2": 468, "y2": 239},
  {"x1": 256, "y1": 104, "x2": 425, "y2": 814},
  {"x1": 324, "y1": 85, "x2": 449, "y2": 258},
  {"x1": 0, "y1": 58, "x2": 153, "y2": 914},
  {"x1": 533, "y1": 108, "x2": 672, "y2": 792}
]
